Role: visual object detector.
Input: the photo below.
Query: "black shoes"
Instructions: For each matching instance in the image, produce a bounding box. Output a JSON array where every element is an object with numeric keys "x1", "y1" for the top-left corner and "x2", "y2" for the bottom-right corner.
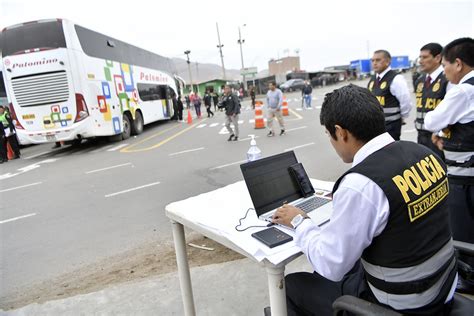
[
  {"x1": 233, "y1": 136, "x2": 238, "y2": 141},
  {"x1": 267, "y1": 131, "x2": 274, "y2": 137},
  {"x1": 280, "y1": 129, "x2": 286, "y2": 136},
  {"x1": 227, "y1": 134, "x2": 235, "y2": 141}
]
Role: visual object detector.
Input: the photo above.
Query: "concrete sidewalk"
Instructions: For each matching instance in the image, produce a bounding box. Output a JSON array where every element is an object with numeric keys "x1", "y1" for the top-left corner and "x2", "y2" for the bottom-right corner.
[{"x1": 3, "y1": 256, "x2": 313, "y2": 316}]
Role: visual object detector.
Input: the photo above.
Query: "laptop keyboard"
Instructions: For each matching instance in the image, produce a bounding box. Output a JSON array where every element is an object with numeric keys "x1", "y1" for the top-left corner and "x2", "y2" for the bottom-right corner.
[{"x1": 296, "y1": 196, "x2": 331, "y2": 213}]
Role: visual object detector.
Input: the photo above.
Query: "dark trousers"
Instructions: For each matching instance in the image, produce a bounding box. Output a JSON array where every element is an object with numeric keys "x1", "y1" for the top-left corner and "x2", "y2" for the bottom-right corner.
[
  {"x1": 206, "y1": 105, "x2": 214, "y2": 117},
  {"x1": 417, "y1": 130, "x2": 445, "y2": 160},
  {"x1": 385, "y1": 119, "x2": 402, "y2": 140},
  {"x1": 286, "y1": 262, "x2": 368, "y2": 316},
  {"x1": 448, "y1": 181, "x2": 474, "y2": 244},
  {"x1": 194, "y1": 104, "x2": 201, "y2": 117},
  {"x1": 177, "y1": 107, "x2": 183, "y2": 121},
  {"x1": 0, "y1": 136, "x2": 7, "y2": 161},
  {"x1": 5, "y1": 134, "x2": 21, "y2": 157}
]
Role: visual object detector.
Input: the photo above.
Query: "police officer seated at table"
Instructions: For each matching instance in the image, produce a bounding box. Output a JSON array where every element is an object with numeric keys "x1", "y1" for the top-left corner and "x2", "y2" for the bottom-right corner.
[{"x1": 272, "y1": 85, "x2": 457, "y2": 315}]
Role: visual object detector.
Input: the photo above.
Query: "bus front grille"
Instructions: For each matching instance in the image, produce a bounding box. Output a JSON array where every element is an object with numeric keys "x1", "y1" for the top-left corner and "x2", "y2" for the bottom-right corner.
[{"x1": 11, "y1": 71, "x2": 70, "y2": 107}]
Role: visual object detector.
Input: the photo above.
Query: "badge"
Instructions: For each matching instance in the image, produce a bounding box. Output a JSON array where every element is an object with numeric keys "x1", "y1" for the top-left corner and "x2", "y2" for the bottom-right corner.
[
  {"x1": 380, "y1": 82, "x2": 387, "y2": 89},
  {"x1": 416, "y1": 82, "x2": 423, "y2": 93},
  {"x1": 432, "y1": 81, "x2": 440, "y2": 92},
  {"x1": 369, "y1": 81, "x2": 374, "y2": 91}
]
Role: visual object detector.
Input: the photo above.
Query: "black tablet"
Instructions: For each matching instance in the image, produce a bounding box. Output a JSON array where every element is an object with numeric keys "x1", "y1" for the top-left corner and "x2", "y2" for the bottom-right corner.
[{"x1": 251, "y1": 227, "x2": 293, "y2": 248}]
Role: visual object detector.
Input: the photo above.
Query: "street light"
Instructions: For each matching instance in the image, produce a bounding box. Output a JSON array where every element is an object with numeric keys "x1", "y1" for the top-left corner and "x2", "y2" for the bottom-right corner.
[
  {"x1": 184, "y1": 50, "x2": 194, "y2": 93},
  {"x1": 216, "y1": 22, "x2": 226, "y2": 80},
  {"x1": 238, "y1": 24, "x2": 246, "y2": 90}
]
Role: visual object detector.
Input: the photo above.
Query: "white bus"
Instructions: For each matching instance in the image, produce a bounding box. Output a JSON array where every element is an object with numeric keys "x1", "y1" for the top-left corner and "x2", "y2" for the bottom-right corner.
[{"x1": 1, "y1": 19, "x2": 181, "y2": 145}]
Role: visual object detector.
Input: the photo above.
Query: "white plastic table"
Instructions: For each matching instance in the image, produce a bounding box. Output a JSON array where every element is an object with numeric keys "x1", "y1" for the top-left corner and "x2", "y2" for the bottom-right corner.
[{"x1": 165, "y1": 179, "x2": 333, "y2": 316}]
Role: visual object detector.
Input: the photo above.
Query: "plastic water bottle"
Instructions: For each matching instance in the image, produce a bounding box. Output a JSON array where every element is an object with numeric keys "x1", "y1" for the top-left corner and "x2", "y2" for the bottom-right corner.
[{"x1": 247, "y1": 135, "x2": 262, "y2": 162}]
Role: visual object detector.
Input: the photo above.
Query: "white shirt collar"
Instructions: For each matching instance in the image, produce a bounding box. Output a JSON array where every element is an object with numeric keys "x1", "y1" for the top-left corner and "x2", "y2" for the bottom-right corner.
[
  {"x1": 377, "y1": 67, "x2": 392, "y2": 79},
  {"x1": 352, "y1": 133, "x2": 395, "y2": 167},
  {"x1": 428, "y1": 65, "x2": 444, "y2": 83},
  {"x1": 460, "y1": 70, "x2": 474, "y2": 84}
]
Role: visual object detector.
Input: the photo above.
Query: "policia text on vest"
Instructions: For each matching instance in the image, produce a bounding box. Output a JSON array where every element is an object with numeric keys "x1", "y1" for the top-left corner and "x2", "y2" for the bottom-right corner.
[{"x1": 392, "y1": 154, "x2": 448, "y2": 222}]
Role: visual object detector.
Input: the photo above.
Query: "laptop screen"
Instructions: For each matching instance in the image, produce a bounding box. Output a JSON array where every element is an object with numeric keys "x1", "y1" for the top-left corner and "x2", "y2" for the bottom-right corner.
[{"x1": 240, "y1": 151, "x2": 302, "y2": 216}]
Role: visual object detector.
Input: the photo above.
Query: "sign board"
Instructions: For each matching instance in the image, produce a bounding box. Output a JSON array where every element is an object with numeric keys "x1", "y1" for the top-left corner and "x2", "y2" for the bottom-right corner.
[{"x1": 240, "y1": 67, "x2": 258, "y2": 76}]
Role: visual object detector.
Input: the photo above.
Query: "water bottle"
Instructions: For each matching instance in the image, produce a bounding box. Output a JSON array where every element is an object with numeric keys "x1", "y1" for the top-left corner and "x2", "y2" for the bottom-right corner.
[{"x1": 247, "y1": 135, "x2": 262, "y2": 162}]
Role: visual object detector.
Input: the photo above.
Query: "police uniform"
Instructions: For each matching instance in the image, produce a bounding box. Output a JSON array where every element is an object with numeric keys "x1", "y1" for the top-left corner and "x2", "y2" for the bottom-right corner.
[
  {"x1": 414, "y1": 65, "x2": 449, "y2": 158},
  {"x1": 0, "y1": 121, "x2": 7, "y2": 162},
  {"x1": 0, "y1": 110, "x2": 21, "y2": 159},
  {"x1": 424, "y1": 70, "x2": 474, "y2": 245},
  {"x1": 368, "y1": 67, "x2": 412, "y2": 140},
  {"x1": 286, "y1": 133, "x2": 456, "y2": 315}
]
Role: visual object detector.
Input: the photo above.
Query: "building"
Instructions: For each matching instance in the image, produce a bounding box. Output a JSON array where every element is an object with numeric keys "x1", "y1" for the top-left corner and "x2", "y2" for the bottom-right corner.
[
  {"x1": 268, "y1": 56, "x2": 300, "y2": 78},
  {"x1": 184, "y1": 79, "x2": 229, "y2": 96}
]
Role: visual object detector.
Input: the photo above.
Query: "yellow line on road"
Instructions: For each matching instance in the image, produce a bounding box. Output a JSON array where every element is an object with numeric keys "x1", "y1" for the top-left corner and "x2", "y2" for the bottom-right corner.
[
  {"x1": 288, "y1": 108, "x2": 303, "y2": 120},
  {"x1": 121, "y1": 119, "x2": 207, "y2": 153}
]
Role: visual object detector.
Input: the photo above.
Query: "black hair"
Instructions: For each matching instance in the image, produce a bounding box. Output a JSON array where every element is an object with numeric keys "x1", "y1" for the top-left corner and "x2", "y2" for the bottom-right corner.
[
  {"x1": 442, "y1": 37, "x2": 474, "y2": 67},
  {"x1": 269, "y1": 81, "x2": 276, "y2": 87},
  {"x1": 420, "y1": 42, "x2": 443, "y2": 58},
  {"x1": 374, "y1": 49, "x2": 391, "y2": 61},
  {"x1": 320, "y1": 84, "x2": 386, "y2": 143}
]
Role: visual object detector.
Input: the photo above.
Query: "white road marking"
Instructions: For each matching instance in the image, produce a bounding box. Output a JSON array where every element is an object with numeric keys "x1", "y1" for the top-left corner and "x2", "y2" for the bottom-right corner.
[
  {"x1": 169, "y1": 147, "x2": 205, "y2": 156},
  {"x1": 0, "y1": 182, "x2": 42, "y2": 193},
  {"x1": 218, "y1": 127, "x2": 229, "y2": 135},
  {"x1": 238, "y1": 120, "x2": 244, "y2": 124},
  {"x1": 107, "y1": 144, "x2": 129, "y2": 151},
  {"x1": 286, "y1": 126, "x2": 308, "y2": 132},
  {"x1": 210, "y1": 159, "x2": 247, "y2": 170},
  {"x1": 249, "y1": 119, "x2": 255, "y2": 124},
  {"x1": 284, "y1": 142, "x2": 315, "y2": 152},
  {"x1": 90, "y1": 145, "x2": 115, "y2": 153},
  {"x1": 316, "y1": 106, "x2": 322, "y2": 109},
  {"x1": 296, "y1": 108, "x2": 303, "y2": 111},
  {"x1": 105, "y1": 181, "x2": 161, "y2": 198},
  {"x1": 209, "y1": 123, "x2": 219, "y2": 127},
  {"x1": 0, "y1": 159, "x2": 59, "y2": 180},
  {"x1": 404, "y1": 129, "x2": 416, "y2": 133},
  {"x1": 196, "y1": 124, "x2": 207, "y2": 128},
  {"x1": 0, "y1": 213, "x2": 37, "y2": 224},
  {"x1": 85, "y1": 163, "x2": 132, "y2": 174},
  {"x1": 238, "y1": 136, "x2": 260, "y2": 142},
  {"x1": 23, "y1": 151, "x2": 50, "y2": 160}
]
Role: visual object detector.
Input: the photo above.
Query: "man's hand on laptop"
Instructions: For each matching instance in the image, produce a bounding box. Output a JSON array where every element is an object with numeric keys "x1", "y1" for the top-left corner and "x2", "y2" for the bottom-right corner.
[{"x1": 272, "y1": 204, "x2": 307, "y2": 228}]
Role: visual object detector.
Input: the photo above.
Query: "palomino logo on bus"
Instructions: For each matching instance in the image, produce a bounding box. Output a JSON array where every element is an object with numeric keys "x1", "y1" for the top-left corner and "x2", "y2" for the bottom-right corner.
[
  {"x1": 10, "y1": 58, "x2": 58, "y2": 69},
  {"x1": 139, "y1": 71, "x2": 169, "y2": 83}
]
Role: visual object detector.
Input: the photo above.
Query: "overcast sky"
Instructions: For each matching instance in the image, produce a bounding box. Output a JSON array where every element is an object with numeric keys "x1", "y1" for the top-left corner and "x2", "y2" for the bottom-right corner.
[{"x1": 1, "y1": 0, "x2": 473, "y2": 73}]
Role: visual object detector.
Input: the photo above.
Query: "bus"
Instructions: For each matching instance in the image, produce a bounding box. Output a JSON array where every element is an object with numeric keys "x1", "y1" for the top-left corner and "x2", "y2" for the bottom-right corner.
[{"x1": 1, "y1": 19, "x2": 180, "y2": 145}]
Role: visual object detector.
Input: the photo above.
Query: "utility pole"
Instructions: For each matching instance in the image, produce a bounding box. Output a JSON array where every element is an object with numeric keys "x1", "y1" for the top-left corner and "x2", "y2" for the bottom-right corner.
[
  {"x1": 366, "y1": 40, "x2": 371, "y2": 59},
  {"x1": 184, "y1": 50, "x2": 194, "y2": 93},
  {"x1": 237, "y1": 25, "x2": 246, "y2": 90},
  {"x1": 216, "y1": 22, "x2": 226, "y2": 80},
  {"x1": 195, "y1": 62, "x2": 200, "y2": 84}
]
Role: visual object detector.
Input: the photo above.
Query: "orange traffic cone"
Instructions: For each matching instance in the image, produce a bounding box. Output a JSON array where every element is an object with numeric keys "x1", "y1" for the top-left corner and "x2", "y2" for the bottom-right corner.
[
  {"x1": 254, "y1": 101, "x2": 265, "y2": 129},
  {"x1": 187, "y1": 110, "x2": 193, "y2": 124},
  {"x1": 7, "y1": 142, "x2": 14, "y2": 160},
  {"x1": 282, "y1": 96, "x2": 289, "y2": 116}
]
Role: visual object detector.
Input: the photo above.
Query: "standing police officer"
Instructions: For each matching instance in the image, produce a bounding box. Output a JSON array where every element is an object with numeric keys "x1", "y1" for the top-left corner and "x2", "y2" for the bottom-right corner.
[
  {"x1": 0, "y1": 105, "x2": 20, "y2": 159},
  {"x1": 368, "y1": 50, "x2": 412, "y2": 140},
  {"x1": 415, "y1": 43, "x2": 449, "y2": 158}
]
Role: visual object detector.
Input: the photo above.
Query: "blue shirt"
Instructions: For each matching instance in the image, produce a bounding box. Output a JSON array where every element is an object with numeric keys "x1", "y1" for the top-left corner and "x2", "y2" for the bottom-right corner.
[{"x1": 266, "y1": 89, "x2": 283, "y2": 109}]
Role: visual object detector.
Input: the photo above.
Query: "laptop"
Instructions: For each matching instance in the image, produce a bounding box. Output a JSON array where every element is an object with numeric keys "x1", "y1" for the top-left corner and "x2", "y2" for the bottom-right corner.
[{"x1": 240, "y1": 151, "x2": 332, "y2": 224}]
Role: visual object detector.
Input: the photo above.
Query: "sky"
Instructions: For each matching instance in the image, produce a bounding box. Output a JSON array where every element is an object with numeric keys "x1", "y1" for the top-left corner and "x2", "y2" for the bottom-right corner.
[{"x1": 1, "y1": 0, "x2": 473, "y2": 73}]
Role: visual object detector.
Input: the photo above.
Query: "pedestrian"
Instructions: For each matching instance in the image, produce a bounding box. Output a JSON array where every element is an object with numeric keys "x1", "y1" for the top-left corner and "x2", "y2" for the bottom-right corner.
[
  {"x1": 302, "y1": 80, "x2": 313, "y2": 109},
  {"x1": 266, "y1": 81, "x2": 285, "y2": 136},
  {"x1": 185, "y1": 95, "x2": 191, "y2": 110},
  {"x1": 414, "y1": 43, "x2": 449, "y2": 159},
  {"x1": 368, "y1": 50, "x2": 412, "y2": 140},
  {"x1": 203, "y1": 90, "x2": 214, "y2": 118},
  {"x1": 239, "y1": 87, "x2": 244, "y2": 101},
  {"x1": 218, "y1": 84, "x2": 240, "y2": 141},
  {"x1": 0, "y1": 120, "x2": 7, "y2": 163},
  {"x1": 192, "y1": 92, "x2": 202, "y2": 118},
  {"x1": 424, "y1": 37, "x2": 474, "y2": 293},
  {"x1": 272, "y1": 84, "x2": 456, "y2": 315},
  {"x1": 212, "y1": 91, "x2": 219, "y2": 112},
  {"x1": 177, "y1": 95, "x2": 184, "y2": 121},
  {"x1": 0, "y1": 105, "x2": 20, "y2": 159},
  {"x1": 250, "y1": 86, "x2": 256, "y2": 109},
  {"x1": 171, "y1": 91, "x2": 179, "y2": 121}
]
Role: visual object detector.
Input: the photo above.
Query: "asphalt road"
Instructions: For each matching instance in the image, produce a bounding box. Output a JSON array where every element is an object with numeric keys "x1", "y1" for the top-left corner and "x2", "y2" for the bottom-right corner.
[{"x1": 0, "y1": 75, "x2": 417, "y2": 302}]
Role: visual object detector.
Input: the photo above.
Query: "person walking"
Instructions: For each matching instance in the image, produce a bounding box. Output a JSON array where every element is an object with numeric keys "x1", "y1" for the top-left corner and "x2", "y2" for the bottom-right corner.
[
  {"x1": 250, "y1": 86, "x2": 256, "y2": 109},
  {"x1": 192, "y1": 93, "x2": 202, "y2": 118},
  {"x1": 184, "y1": 95, "x2": 191, "y2": 110},
  {"x1": 219, "y1": 84, "x2": 240, "y2": 141},
  {"x1": 212, "y1": 91, "x2": 219, "y2": 112},
  {"x1": 266, "y1": 81, "x2": 285, "y2": 136},
  {"x1": 0, "y1": 120, "x2": 7, "y2": 163},
  {"x1": 177, "y1": 95, "x2": 184, "y2": 121},
  {"x1": 368, "y1": 50, "x2": 412, "y2": 140},
  {"x1": 414, "y1": 43, "x2": 449, "y2": 158},
  {"x1": 302, "y1": 81, "x2": 313, "y2": 109},
  {"x1": 203, "y1": 90, "x2": 214, "y2": 118},
  {"x1": 171, "y1": 92, "x2": 179, "y2": 121},
  {"x1": 0, "y1": 105, "x2": 20, "y2": 159},
  {"x1": 424, "y1": 37, "x2": 474, "y2": 293}
]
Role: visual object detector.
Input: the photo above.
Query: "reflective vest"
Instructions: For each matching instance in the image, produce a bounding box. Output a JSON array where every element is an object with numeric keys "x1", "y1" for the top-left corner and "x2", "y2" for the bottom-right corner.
[
  {"x1": 0, "y1": 112, "x2": 9, "y2": 128},
  {"x1": 333, "y1": 141, "x2": 456, "y2": 313},
  {"x1": 415, "y1": 72, "x2": 448, "y2": 131},
  {"x1": 368, "y1": 70, "x2": 401, "y2": 123}
]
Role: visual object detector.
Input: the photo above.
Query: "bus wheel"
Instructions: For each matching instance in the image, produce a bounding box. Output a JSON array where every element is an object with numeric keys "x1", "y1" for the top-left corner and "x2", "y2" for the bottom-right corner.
[
  {"x1": 131, "y1": 111, "x2": 144, "y2": 135},
  {"x1": 122, "y1": 114, "x2": 131, "y2": 140}
]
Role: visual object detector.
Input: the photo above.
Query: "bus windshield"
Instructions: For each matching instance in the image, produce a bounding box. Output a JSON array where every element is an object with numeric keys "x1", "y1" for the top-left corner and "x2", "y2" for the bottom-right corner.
[{"x1": 2, "y1": 21, "x2": 66, "y2": 57}]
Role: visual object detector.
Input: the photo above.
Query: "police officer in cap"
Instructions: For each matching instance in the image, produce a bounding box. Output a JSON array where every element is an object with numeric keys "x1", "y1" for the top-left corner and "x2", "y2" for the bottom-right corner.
[
  {"x1": 0, "y1": 105, "x2": 21, "y2": 160},
  {"x1": 273, "y1": 85, "x2": 456, "y2": 315},
  {"x1": 425, "y1": 37, "x2": 474, "y2": 293},
  {"x1": 368, "y1": 50, "x2": 412, "y2": 140},
  {"x1": 415, "y1": 43, "x2": 449, "y2": 158}
]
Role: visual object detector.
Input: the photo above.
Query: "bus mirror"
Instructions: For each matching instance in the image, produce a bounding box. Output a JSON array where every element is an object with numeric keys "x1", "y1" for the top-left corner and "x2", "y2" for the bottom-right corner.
[{"x1": 107, "y1": 40, "x2": 116, "y2": 48}]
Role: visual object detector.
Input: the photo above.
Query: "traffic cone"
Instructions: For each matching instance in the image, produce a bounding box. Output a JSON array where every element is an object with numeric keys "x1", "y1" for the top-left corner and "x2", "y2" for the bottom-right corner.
[
  {"x1": 187, "y1": 110, "x2": 192, "y2": 124},
  {"x1": 254, "y1": 101, "x2": 265, "y2": 129},
  {"x1": 282, "y1": 96, "x2": 289, "y2": 116},
  {"x1": 7, "y1": 142, "x2": 14, "y2": 160}
]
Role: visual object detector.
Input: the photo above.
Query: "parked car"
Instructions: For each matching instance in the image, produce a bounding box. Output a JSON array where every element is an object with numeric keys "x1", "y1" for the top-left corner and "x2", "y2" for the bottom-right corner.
[{"x1": 279, "y1": 79, "x2": 306, "y2": 92}]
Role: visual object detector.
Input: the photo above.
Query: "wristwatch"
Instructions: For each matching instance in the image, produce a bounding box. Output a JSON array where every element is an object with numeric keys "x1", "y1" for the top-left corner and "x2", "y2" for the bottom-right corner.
[{"x1": 291, "y1": 214, "x2": 309, "y2": 229}]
